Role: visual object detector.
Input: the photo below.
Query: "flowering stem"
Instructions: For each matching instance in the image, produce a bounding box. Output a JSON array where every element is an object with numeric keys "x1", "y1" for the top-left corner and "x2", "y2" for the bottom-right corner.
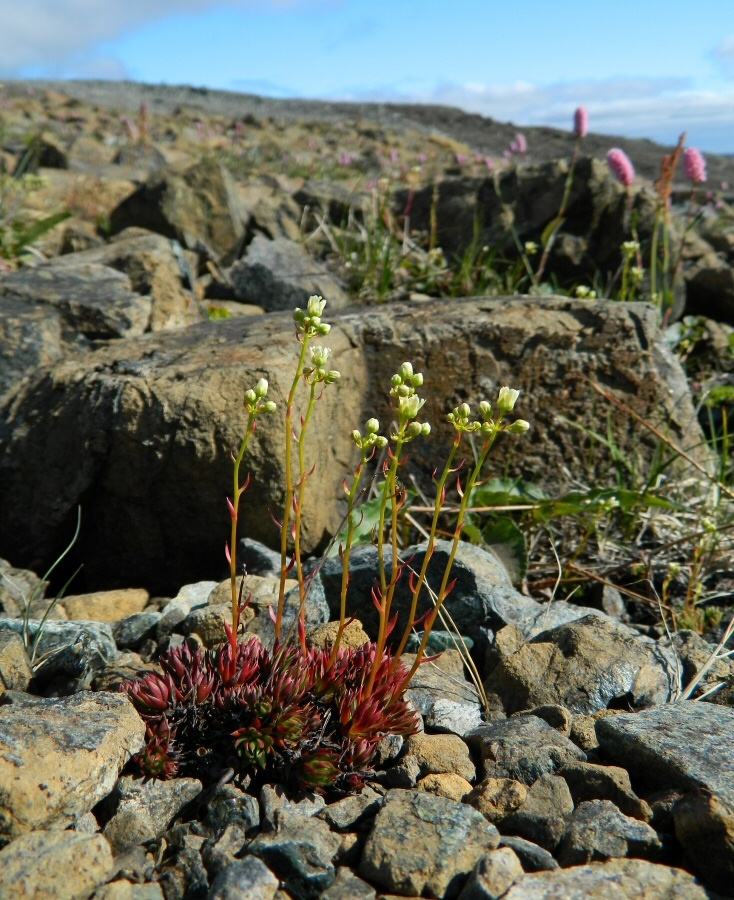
[
  {"x1": 229, "y1": 410, "x2": 258, "y2": 643},
  {"x1": 406, "y1": 422, "x2": 504, "y2": 682},
  {"x1": 393, "y1": 432, "x2": 463, "y2": 660},
  {"x1": 292, "y1": 377, "x2": 320, "y2": 650},
  {"x1": 276, "y1": 335, "x2": 311, "y2": 642},
  {"x1": 329, "y1": 454, "x2": 369, "y2": 665}
]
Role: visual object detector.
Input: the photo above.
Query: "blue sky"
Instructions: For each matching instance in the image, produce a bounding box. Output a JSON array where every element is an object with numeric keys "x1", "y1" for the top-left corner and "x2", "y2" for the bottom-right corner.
[{"x1": 2, "y1": 0, "x2": 733, "y2": 153}]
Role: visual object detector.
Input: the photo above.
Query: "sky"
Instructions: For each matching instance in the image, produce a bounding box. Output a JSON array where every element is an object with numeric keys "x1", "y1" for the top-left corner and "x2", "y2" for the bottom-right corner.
[{"x1": 1, "y1": 0, "x2": 733, "y2": 154}]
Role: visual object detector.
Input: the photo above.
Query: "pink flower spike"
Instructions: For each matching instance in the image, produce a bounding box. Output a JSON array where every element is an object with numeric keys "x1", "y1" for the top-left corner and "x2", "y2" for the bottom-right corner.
[
  {"x1": 607, "y1": 148, "x2": 635, "y2": 187},
  {"x1": 573, "y1": 107, "x2": 588, "y2": 138},
  {"x1": 684, "y1": 147, "x2": 707, "y2": 184},
  {"x1": 514, "y1": 133, "x2": 527, "y2": 153}
]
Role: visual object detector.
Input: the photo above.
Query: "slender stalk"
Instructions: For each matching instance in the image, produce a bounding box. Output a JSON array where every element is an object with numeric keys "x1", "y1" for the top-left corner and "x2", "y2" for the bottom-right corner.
[
  {"x1": 293, "y1": 378, "x2": 320, "y2": 649},
  {"x1": 393, "y1": 432, "x2": 463, "y2": 660},
  {"x1": 329, "y1": 454, "x2": 370, "y2": 665},
  {"x1": 276, "y1": 335, "x2": 311, "y2": 640},
  {"x1": 229, "y1": 411, "x2": 258, "y2": 643},
  {"x1": 405, "y1": 425, "x2": 503, "y2": 682}
]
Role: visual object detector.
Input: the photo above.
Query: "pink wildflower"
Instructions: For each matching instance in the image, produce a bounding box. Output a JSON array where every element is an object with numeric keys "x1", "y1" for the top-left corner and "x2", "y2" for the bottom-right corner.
[
  {"x1": 607, "y1": 148, "x2": 635, "y2": 187},
  {"x1": 573, "y1": 107, "x2": 588, "y2": 138},
  {"x1": 683, "y1": 147, "x2": 707, "y2": 184},
  {"x1": 510, "y1": 133, "x2": 527, "y2": 154}
]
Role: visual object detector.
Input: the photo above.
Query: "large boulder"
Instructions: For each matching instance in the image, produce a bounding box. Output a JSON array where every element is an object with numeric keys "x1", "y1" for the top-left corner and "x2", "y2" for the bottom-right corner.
[
  {"x1": 394, "y1": 158, "x2": 660, "y2": 285},
  {"x1": 0, "y1": 297, "x2": 706, "y2": 593},
  {"x1": 108, "y1": 159, "x2": 246, "y2": 265}
]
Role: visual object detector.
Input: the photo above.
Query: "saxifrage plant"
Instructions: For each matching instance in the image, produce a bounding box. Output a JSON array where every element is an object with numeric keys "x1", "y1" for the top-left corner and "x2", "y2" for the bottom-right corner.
[{"x1": 124, "y1": 296, "x2": 529, "y2": 794}]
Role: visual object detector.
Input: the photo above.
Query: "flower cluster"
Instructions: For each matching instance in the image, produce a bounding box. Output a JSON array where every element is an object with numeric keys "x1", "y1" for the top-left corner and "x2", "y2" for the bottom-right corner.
[
  {"x1": 390, "y1": 362, "x2": 431, "y2": 442},
  {"x1": 123, "y1": 628, "x2": 419, "y2": 794},
  {"x1": 303, "y1": 345, "x2": 340, "y2": 385},
  {"x1": 607, "y1": 148, "x2": 635, "y2": 187},
  {"x1": 573, "y1": 107, "x2": 589, "y2": 139},
  {"x1": 294, "y1": 295, "x2": 331, "y2": 338},
  {"x1": 683, "y1": 147, "x2": 707, "y2": 185}
]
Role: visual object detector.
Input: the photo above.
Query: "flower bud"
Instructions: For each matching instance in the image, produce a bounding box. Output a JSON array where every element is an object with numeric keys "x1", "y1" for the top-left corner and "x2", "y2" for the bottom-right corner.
[
  {"x1": 479, "y1": 400, "x2": 492, "y2": 419},
  {"x1": 398, "y1": 362, "x2": 414, "y2": 381},
  {"x1": 254, "y1": 378, "x2": 269, "y2": 398},
  {"x1": 244, "y1": 389, "x2": 256, "y2": 404},
  {"x1": 497, "y1": 386, "x2": 520, "y2": 412},
  {"x1": 262, "y1": 400, "x2": 276, "y2": 413},
  {"x1": 307, "y1": 295, "x2": 326, "y2": 317},
  {"x1": 507, "y1": 419, "x2": 530, "y2": 434},
  {"x1": 458, "y1": 402, "x2": 471, "y2": 419},
  {"x1": 411, "y1": 372, "x2": 424, "y2": 387},
  {"x1": 374, "y1": 435, "x2": 388, "y2": 449},
  {"x1": 325, "y1": 369, "x2": 341, "y2": 384},
  {"x1": 366, "y1": 418, "x2": 380, "y2": 434},
  {"x1": 421, "y1": 422, "x2": 431, "y2": 435},
  {"x1": 391, "y1": 374, "x2": 402, "y2": 388},
  {"x1": 405, "y1": 421, "x2": 423, "y2": 439},
  {"x1": 351, "y1": 429, "x2": 362, "y2": 446},
  {"x1": 310, "y1": 346, "x2": 331, "y2": 367}
]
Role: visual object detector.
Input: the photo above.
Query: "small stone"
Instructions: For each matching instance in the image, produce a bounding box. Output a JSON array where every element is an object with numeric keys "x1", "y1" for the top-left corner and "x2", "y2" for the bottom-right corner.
[
  {"x1": 465, "y1": 715, "x2": 586, "y2": 785},
  {"x1": 595, "y1": 701, "x2": 734, "y2": 808},
  {"x1": 204, "y1": 783, "x2": 261, "y2": 836},
  {"x1": 464, "y1": 777, "x2": 528, "y2": 825},
  {"x1": 0, "y1": 630, "x2": 32, "y2": 694},
  {"x1": 501, "y1": 858, "x2": 711, "y2": 898},
  {"x1": 0, "y1": 830, "x2": 113, "y2": 899},
  {"x1": 320, "y1": 866, "x2": 377, "y2": 900},
  {"x1": 417, "y1": 773, "x2": 473, "y2": 802},
  {"x1": 111, "y1": 611, "x2": 161, "y2": 650},
  {"x1": 306, "y1": 618, "x2": 370, "y2": 650},
  {"x1": 499, "y1": 835, "x2": 559, "y2": 872},
  {"x1": 62, "y1": 588, "x2": 149, "y2": 622},
  {"x1": 359, "y1": 789, "x2": 500, "y2": 898},
  {"x1": 558, "y1": 799, "x2": 663, "y2": 867},
  {"x1": 247, "y1": 810, "x2": 341, "y2": 900},
  {"x1": 674, "y1": 789, "x2": 734, "y2": 895},
  {"x1": 559, "y1": 760, "x2": 652, "y2": 821},
  {"x1": 0, "y1": 691, "x2": 145, "y2": 840},
  {"x1": 318, "y1": 787, "x2": 383, "y2": 832},
  {"x1": 383, "y1": 754, "x2": 421, "y2": 788},
  {"x1": 102, "y1": 775, "x2": 202, "y2": 853},
  {"x1": 500, "y1": 774, "x2": 574, "y2": 853},
  {"x1": 259, "y1": 783, "x2": 325, "y2": 832},
  {"x1": 403, "y1": 732, "x2": 476, "y2": 782},
  {"x1": 457, "y1": 848, "x2": 524, "y2": 900},
  {"x1": 207, "y1": 855, "x2": 279, "y2": 900},
  {"x1": 513, "y1": 704, "x2": 571, "y2": 734}
]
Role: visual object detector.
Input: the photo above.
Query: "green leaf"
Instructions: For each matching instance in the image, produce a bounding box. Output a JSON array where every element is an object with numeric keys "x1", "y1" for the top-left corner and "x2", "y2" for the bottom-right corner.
[
  {"x1": 541, "y1": 216, "x2": 565, "y2": 250},
  {"x1": 481, "y1": 516, "x2": 528, "y2": 582},
  {"x1": 11, "y1": 210, "x2": 71, "y2": 256}
]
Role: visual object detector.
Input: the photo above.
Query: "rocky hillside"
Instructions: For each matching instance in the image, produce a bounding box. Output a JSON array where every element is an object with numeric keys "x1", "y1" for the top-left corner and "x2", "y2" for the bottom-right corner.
[{"x1": 1, "y1": 82, "x2": 734, "y2": 899}]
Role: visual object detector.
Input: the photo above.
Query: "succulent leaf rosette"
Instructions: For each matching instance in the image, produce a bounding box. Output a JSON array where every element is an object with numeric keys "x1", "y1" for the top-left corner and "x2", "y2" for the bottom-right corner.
[{"x1": 123, "y1": 624, "x2": 419, "y2": 794}]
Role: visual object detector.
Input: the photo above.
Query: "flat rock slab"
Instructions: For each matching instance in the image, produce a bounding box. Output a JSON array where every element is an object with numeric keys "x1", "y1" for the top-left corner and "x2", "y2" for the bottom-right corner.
[
  {"x1": 0, "y1": 690, "x2": 145, "y2": 839},
  {"x1": 359, "y1": 788, "x2": 500, "y2": 898},
  {"x1": 465, "y1": 715, "x2": 586, "y2": 785},
  {"x1": 485, "y1": 614, "x2": 680, "y2": 715},
  {"x1": 501, "y1": 857, "x2": 711, "y2": 899},
  {"x1": 595, "y1": 701, "x2": 734, "y2": 809},
  {"x1": 0, "y1": 830, "x2": 114, "y2": 900},
  {"x1": 0, "y1": 297, "x2": 704, "y2": 593}
]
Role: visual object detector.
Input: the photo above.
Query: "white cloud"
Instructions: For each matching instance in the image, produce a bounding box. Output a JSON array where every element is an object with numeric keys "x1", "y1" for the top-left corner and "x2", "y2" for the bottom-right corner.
[
  {"x1": 714, "y1": 35, "x2": 734, "y2": 60},
  {"x1": 0, "y1": 1, "x2": 323, "y2": 75}
]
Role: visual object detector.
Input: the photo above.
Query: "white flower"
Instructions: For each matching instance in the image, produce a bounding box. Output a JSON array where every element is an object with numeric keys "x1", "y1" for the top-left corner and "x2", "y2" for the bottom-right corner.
[{"x1": 497, "y1": 386, "x2": 520, "y2": 412}]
